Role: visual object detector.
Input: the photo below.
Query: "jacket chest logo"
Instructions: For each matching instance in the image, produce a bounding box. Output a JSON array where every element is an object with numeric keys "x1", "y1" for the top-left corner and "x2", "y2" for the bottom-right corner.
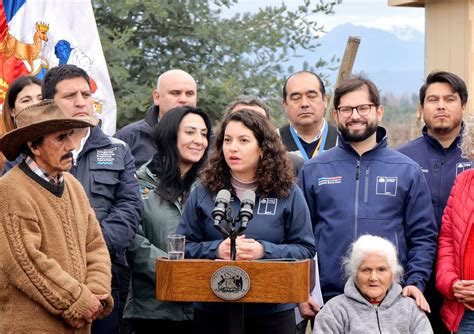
[
  {"x1": 96, "y1": 148, "x2": 117, "y2": 165},
  {"x1": 456, "y1": 162, "x2": 472, "y2": 175},
  {"x1": 376, "y1": 176, "x2": 397, "y2": 196},
  {"x1": 257, "y1": 198, "x2": 277, "y2": 215},
  {"x1": 318, "y1": 176, "x2": 342, "y2": 186}
]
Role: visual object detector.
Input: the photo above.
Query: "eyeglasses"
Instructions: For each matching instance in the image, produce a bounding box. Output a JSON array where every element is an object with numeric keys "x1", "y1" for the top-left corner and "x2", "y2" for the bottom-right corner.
[{"x1": 337, "y1": 104, "x2": 376, "y2": 118}]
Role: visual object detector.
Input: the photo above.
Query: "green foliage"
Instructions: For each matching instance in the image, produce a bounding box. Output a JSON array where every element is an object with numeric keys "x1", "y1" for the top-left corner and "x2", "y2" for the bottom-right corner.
[
  {"x1": 92, "y1": 0, "x2": 342, "y2": 128},
  {"x1": 381, "y1": 92, "x2": 418, "y2": 124},
  {"x1": 380, "y1": 92, "x2": 420, "y2": 147}
]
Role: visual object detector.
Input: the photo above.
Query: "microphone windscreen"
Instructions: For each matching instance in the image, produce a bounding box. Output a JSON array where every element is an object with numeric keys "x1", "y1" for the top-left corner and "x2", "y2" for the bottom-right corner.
[
  {"x1": 241, "y1": 190, "x2": 256, "y2": 205},
  {"x1": 216, "y1": 189, "x2": 231, "y2": 204}
]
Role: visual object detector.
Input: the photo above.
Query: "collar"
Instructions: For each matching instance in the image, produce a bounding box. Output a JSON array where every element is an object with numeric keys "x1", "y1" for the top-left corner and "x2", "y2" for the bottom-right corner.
[
  {"x1": 291, "y1": 119, "x2": 327, "y2": 144},
  {"x1": 19, "y1": 160, "x2": 65, "y2": 197},
  {"x1": 345, "y1": 277, "x2": 401, "y2": 309},
  {"x1": 144, "y1": 105, "x2": 160, "y2": 127},
  {"x1": 78, "y1": 125, "x2": 113, "y2": 157},
  {"x1": 72, "y1": 127, "x2": 91, "y2": 165},
  {"x1": 25, "y1": 156, "x2": 64, "y2": 185},
  {"x1": 337, "y1": 126, "x2": 388, "y2": 155}
]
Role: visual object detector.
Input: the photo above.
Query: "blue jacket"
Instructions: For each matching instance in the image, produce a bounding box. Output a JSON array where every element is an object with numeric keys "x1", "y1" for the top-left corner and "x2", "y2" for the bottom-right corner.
[
  {"x1": 1, "y1": 154, "x2": 22, "y2": 175},
  {"x1": 397, "y1": 125, "x2": 472, "y2": 228},
  {"x1": 176, "y1": 183, "x2": 315, "y2": 315},
  {"x1": 70, "y1": 126, "x2": 143, "y2": 266},
  {"x1": 299, "y1": 127, "x2": 437, "y2": 301},
  {"x1": 114, "y1": 105, "x2": 158, "y2": 170}
]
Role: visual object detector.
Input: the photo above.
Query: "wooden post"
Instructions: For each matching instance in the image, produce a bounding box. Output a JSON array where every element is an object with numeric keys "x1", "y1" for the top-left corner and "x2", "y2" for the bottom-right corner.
[{"x1": 325, "y1": 36, "x2": 361, "y2": 120}]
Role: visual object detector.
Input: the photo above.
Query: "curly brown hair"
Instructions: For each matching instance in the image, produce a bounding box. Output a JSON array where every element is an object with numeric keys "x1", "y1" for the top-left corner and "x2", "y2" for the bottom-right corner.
[
  {"x1": 461, "y1": 113, "x2": 474, "y2": 160},
  {"x1": 201, "y1": 109, "x2": 294, "y2": 198}
]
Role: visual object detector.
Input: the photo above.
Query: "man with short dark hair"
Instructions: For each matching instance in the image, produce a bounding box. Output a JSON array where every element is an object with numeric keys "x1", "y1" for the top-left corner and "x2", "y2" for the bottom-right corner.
[
  {"x1": 398, "y1": 71, "x2": 472, "y2": 334},
  {"x1": 0, "y1": 100, "x2": 113, "y2": 332},
  {"x1": 115, "y1": 69, "x2": 197, "y2": 168},
  {"x1": 298, "y1": 75, "x2": 437, "y2": 321},
  {"x1": 42, "y1": 64, "x2": 143, "y2": 334},
  {"x1": 279, "y1": 71, "x2": 338, "y2": 160}
]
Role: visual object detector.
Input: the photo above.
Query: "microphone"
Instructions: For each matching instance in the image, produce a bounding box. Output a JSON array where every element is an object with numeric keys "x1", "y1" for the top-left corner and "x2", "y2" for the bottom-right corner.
[
  {"x1": 212, "y1": 189, "x2": 231, "y2": 226},
  {"x1": 238, "y1": 190, "x2": 255, "y2": 229}
]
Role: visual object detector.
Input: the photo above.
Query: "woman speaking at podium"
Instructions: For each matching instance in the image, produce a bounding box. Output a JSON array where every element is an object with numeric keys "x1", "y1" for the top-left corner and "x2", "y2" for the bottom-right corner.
[{"x1": 177, "y1": 109, "x2": 315, "y2": 334}]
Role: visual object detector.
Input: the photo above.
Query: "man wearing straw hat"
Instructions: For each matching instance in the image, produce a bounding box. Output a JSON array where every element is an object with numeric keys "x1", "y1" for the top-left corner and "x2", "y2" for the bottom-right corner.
[{"x1": 0, "y1": 100, "x2": 113, "y2": 333}]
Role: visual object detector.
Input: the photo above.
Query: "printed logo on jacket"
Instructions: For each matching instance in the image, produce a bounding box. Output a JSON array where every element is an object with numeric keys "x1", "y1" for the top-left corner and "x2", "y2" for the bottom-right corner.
[
  {"x1": 318, "y1": 176, "x2": 342, "y2": 186},
  {"x1": 96, "y1": 147, "x2": 117, "y2": 165},
  {"x1": 376, "y1": 176, "x2": 397, "y2": 196},
  {"x1": 257, "y1": 198, "x2": 277, "y2": 215},
  {"x1": 456, "y1": 162, "x2": 472, "y2": 176}
]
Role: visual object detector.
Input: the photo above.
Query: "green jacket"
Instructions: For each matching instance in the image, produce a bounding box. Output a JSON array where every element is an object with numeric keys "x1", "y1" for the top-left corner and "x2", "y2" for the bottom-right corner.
[{"x1": 123, "y1": 164, "x2": 193, "y2": 321}]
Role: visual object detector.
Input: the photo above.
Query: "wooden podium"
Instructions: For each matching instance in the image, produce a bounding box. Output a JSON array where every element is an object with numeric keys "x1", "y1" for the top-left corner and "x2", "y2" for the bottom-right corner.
[
  {"x1": 156, "y1": 258, "x2": 312, "y2": 333},
  {"x1": 156, "y1": 258, "x2": 312, "y2": 303}
]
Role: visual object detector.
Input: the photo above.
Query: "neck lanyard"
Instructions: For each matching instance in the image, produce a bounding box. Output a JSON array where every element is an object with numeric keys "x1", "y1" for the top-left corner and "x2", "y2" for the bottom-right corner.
[{"x1": 289, "y1": 120, "x2": 328, "y2": 161}]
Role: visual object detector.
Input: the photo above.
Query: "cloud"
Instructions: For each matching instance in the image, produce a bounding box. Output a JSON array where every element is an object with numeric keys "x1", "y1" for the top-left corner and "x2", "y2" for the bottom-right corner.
[
  {"x1": 316, "y1": 0, "x2": 425, "y2": 34},
  {"x1": 224, "y1": 0, "x2": 425, "y2": 35}
]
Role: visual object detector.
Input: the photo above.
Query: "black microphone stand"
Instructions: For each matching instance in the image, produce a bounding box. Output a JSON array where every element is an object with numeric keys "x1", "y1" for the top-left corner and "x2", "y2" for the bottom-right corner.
[
  {"x1": 213, "y1": 204, "x2": 249, "y2": 334},
  {"x1": 214, "y1": 205, "x2": 248, "y2": 261}
]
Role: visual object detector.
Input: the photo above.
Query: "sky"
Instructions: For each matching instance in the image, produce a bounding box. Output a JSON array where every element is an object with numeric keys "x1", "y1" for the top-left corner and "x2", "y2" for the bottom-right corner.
[
  {"x1": 230, "y1": 0, "x2": 425, "y2": 34},
  {"x1": 318, "y1": 0, "x2": 424, "y2": 33}
]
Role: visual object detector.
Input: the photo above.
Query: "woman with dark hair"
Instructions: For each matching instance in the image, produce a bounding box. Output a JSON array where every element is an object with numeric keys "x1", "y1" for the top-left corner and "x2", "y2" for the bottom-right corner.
[
  {"x1": 123, "y1": 106, "x2": 211, "y2": 333},
  {"x1": 177, "y1": 109, "x2": 315, "y2": 334},
  {"x1": 3, "y1": 75, "x2": 42, "y2": 133},
  {"x1": 1, "y1": 76, "x2": 42, "y2": 172}
]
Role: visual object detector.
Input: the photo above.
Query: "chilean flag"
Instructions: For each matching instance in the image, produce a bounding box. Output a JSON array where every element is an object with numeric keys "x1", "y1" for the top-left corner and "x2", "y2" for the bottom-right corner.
[{"x1": 0, "y1": 0, "x2": 116, "y2": 135}]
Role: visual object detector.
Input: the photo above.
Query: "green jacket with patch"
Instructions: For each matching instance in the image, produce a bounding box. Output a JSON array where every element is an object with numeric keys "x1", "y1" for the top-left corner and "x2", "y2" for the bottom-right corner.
[{"x1": 123, "y1": 163, "x2": 193, "y2": 321}]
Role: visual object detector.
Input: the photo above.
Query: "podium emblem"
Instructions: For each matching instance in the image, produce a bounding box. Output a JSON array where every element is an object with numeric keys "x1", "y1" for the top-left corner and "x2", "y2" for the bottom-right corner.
[{"x1": 211, "y1": 266, "x2": 250, "y2": 300}]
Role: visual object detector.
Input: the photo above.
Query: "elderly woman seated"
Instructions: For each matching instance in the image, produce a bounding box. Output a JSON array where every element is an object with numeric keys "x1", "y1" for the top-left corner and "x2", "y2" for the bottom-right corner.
[{"x1": 313, "y1": 235, "x2": 433, "y2": 333}]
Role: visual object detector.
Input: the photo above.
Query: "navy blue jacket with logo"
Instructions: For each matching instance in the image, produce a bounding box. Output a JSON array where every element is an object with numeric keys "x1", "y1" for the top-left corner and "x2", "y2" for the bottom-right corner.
[
  {"x1": 176, "y1": 183, "x2": 315, "y2": 315},
  {"x1": 397, "y1": 125, "x2": 471, "y2": 228},
  {"x1": 299, "y1": 127, "x2": 438, "y2": 301},
  {"x1": 114, "y1": 105, "x2": 159, "y2": 170},
  {"x1": 70, "y1": 126, "x2": 143, "y2": 267}
]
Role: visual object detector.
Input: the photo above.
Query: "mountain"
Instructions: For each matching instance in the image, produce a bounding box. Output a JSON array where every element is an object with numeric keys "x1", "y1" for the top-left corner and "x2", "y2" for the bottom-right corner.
[{"x1": 287, "y1": 23, "x2": 425, "y2": 95}]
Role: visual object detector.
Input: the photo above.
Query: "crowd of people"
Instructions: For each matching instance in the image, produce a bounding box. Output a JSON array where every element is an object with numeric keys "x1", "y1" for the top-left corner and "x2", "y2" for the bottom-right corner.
[{"x1": 0, "y1": 64, "x2": 472, "y2": 334}]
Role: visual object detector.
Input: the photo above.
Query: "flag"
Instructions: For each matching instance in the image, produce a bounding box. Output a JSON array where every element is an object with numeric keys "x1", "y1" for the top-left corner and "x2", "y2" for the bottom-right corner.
[{"x1": 0, "y1": 0, "x2": 116, "y2": 135}]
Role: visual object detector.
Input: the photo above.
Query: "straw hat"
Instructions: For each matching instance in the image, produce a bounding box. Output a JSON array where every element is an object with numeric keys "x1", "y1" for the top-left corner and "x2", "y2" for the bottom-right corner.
[{"x1": 0, "y1": 100, "x2": 99, "y2": 161}]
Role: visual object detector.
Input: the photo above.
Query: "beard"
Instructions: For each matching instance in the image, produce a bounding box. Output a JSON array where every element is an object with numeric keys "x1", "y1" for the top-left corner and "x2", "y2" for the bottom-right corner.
[
  {"x1": 426, "y1": 119, "x2": 462, "y2": 136},
  {"x1": 338, "y1": 121, "x2": 378, "y2": 143}
]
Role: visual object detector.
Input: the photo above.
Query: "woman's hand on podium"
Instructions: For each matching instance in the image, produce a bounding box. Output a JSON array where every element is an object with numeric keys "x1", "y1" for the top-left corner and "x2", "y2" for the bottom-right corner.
[
  {"x1": 216, "y1": 235, "x2": 264, "y2": 260},
  {"x1": 235, "y1": 237, "x2": 264, "y2": 260},
  {"x1": 216, "y1": 237, "x2": 232, "y2": 259}
]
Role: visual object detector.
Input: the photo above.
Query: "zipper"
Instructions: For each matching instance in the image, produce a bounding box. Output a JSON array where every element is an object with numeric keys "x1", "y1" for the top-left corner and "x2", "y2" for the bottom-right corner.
[
  {"x1": 354, "y1": 160, "x2": 360, "y2": 238},
  {"x1": 364, "y1": 166, "x2": 370, "y2": 203},
  {"x1": 376, "y1": 309, "x2": 382, "y2": 334}
]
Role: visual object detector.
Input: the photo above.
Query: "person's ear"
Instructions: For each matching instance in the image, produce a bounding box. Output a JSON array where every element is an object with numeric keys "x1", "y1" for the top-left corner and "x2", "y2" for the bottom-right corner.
[
  {"x1": 27, "y1": 140, "x2": 40, "y2": 156},
  {"x1": 152, "y1": 89, "x2": 160, "y2": 106}
]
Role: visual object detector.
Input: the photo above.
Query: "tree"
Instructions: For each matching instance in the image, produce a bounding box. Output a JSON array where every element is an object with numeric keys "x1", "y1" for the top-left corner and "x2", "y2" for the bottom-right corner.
[{"x1": 92, "y1": 0, "x2": 341, "y2": 128}]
